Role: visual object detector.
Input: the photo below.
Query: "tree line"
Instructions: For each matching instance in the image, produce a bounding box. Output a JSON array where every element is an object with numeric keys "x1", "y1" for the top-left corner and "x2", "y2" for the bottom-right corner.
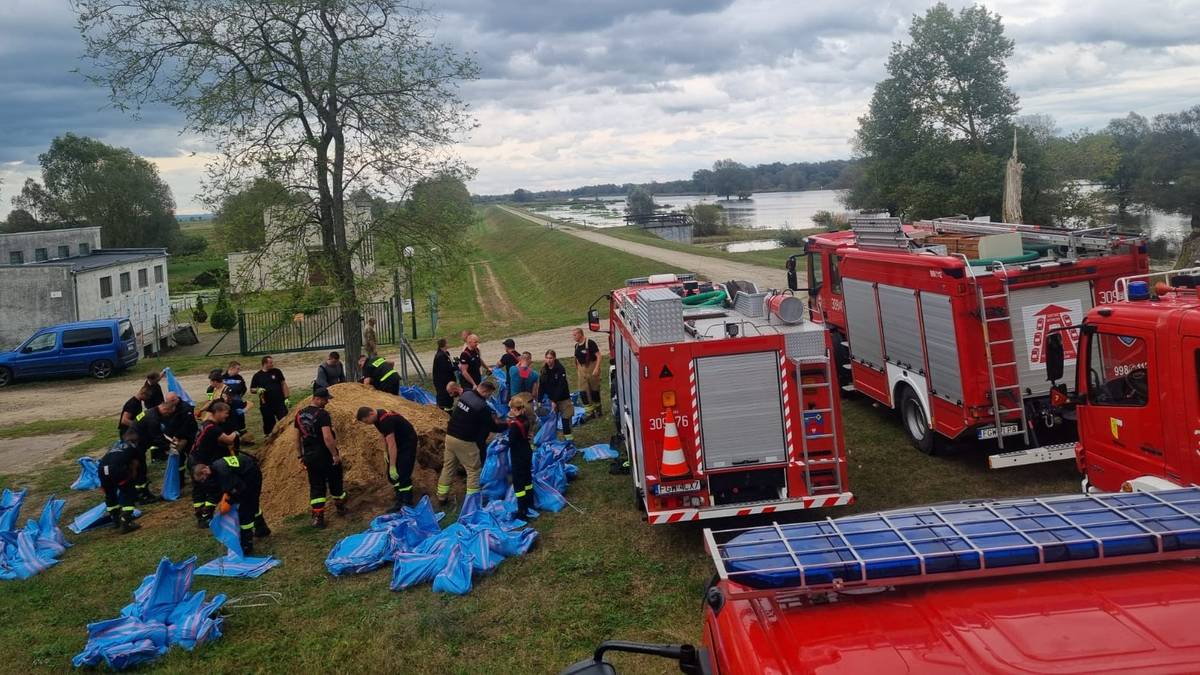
[
  {"x1": 846, "y1": 2, "x2": 1200, "y2": 231},
  {"x1": 498, "y1": 158, "x2": 856, "y2": 203}
]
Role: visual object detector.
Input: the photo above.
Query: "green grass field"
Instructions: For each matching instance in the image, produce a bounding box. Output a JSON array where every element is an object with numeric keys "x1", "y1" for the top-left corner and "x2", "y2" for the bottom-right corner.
[{"x1": 0, "y1": 366, "x2": 1080, "y2": 673}]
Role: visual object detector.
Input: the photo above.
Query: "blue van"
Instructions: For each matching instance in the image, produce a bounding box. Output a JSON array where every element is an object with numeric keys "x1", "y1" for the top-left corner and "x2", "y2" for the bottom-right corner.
[{"x1": 0, "y1": 319, "x2": 139, "y2": 387}]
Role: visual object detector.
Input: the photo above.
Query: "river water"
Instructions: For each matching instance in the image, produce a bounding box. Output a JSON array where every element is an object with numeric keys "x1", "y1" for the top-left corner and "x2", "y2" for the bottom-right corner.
[{"x1": 525, "y1": 190, "x2": 1192, "y2": 263}]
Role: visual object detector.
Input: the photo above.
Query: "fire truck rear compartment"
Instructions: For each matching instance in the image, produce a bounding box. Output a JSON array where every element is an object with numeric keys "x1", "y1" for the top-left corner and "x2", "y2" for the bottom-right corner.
[
  {"x1": 693, "y1": 351, "x2": 788, "y2": 470},
  {"x1": 708, "y1": 468, "x2": 787, "y2": 506}
]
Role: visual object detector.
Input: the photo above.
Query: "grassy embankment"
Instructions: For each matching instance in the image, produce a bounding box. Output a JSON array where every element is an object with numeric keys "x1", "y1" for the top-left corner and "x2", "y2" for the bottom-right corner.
[{"x1": 0, "y1": 204, "x2": 1081, "y2": 672}]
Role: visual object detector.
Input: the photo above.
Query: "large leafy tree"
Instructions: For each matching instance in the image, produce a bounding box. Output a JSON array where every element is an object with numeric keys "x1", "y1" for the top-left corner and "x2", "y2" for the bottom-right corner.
[
  {"x1": 710, "y1": 159, "x2": 752, "y2": 199},
  {"x1": 848, "y1": 3, "x2": 1018, "y2": 220},
  {"x1": 13, "y1": 133, "x2": 178, "y2": 247},
  {"x1": 1136, "y1": 106, "x2": 1200, "y2": 231},
  {"x1": 75, "y1": 0, "x2": 477, "y2": 373},
  {"x1": 1101, "y1": 113, "x2": 1152, "y2": 215},
  {"x1": 212, "y1": 178, "x2": 300, "y2": 252},
  {"x1": 625, "y1": 187, "x2": 656, "y2": 219}
]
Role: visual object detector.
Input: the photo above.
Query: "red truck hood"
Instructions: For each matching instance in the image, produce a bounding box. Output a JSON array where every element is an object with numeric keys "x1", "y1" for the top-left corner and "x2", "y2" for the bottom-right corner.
[{"x1": 707, "y1": 560, "x2": 1200, "y2": 674}]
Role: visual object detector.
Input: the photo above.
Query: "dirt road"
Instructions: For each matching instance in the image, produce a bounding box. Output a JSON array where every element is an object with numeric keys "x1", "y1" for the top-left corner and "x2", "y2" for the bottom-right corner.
[
  {"x1": 497, "y1": 205, "x2": 782, "y2": 290},
  {"x1": 0, "y1": 325, "x2": 589, "y2": 429}
]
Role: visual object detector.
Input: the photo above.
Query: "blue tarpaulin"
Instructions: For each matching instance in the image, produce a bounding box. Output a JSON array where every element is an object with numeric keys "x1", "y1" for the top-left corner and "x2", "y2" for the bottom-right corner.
[
  {"x1": 160, "y1": 453, "x2": 181, "y2": 502},
  {"x1": 68, "y1": 503, "x2": 142, "y2": 534},
  {"x1": 195, "y1": 507, "x2": 280, "y2": 578},
  {"x1": 0, "y1": 489, "x2": 71, "y2": 581},
  {"x1": 162, "y1": 367, "x2": 193, "y2": 406},
  {"x1": 581, "y1": 444, "x2": 619, "y2": 462},
  {"x1": 398, "y1": 386, "x2": 438, "y2": 406},
  {"x1": 534, "y1": 411, "x2": 560, "y2": 446},
  {"x1": 71, "y1": 457, "x2": 100, "y2": 491},
  {"x1": 72, "y1": 557, "x2": 226, "y2": 670}
]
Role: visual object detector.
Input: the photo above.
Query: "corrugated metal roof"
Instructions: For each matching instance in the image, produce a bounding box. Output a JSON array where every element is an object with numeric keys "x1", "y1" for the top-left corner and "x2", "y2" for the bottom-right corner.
[{"x1": 22, "y1": 248, "x2": 168, "y2": 273}]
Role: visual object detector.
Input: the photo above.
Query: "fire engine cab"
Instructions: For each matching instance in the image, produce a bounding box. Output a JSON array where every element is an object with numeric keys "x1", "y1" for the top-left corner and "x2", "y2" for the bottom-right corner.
[
  {"x1": 1045, "y1": 268, "x2": 1200, "y2": 493},
  {"x1": 794, "y1": 217, "x2": 1148, "y2": 467},
  {"x1": 590, "y1": 273, "x2": 851, "y2": 525}
]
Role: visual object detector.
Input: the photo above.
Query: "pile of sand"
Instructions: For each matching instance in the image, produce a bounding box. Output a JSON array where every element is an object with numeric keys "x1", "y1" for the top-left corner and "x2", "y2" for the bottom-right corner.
[{"x1": 256, "y1": 383, "x2": 451, "y2": 519}]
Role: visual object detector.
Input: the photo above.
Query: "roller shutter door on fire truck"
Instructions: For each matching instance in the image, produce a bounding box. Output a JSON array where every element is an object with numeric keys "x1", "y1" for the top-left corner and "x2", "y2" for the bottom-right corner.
[
  {"x1": 1009, "y1": 281, "x2": 1092, "y2": 397},
  {"x1": 693, "y1": 351, "x2": 788, "y2": 469}
]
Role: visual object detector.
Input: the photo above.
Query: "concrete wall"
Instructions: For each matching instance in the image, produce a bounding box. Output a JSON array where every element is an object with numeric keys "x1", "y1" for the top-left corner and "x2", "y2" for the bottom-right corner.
[
  {"x1": 0, "y1": 227, "x2": 102, "y2": 264},
  {"x1": 229, "y1": 203, "x2": 376, "y2": 292},
  {"x1": 0, "y1": 266, "x2": 77, "y2": 349},
  {"x1": 642, "y1": 223, "x2": 694, "y2": 245},
  {"x1": 79, "y1": 257, "x2": 171, "y2": 352}
]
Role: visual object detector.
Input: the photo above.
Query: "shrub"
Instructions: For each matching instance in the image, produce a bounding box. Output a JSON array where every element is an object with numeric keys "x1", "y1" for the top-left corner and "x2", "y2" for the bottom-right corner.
[
  {"x1": 169, "y1": 232, "x2": 209, "y2": 256},
  {"x1": 686, "y1": 204, "x2": 729, "y2": 237},
  {"x1": 778, "y1": 228, "x2": 808, "y2": 248},
  {"x1": 811, "y1": 210, "x2": 849, "y2": 231},
  {"x1": 192, "y1": 267, "x2": 228, "y2": 288},
  {"x1": 209, "y1": 288, "x2": 237, "y2": 330},
  {"x1": 191, "y1": 295, "x2": 208, "y2": 323}
]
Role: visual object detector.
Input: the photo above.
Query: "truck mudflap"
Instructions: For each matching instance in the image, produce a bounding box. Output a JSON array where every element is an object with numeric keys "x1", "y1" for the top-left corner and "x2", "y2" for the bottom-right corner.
[{"x1": 645, "y1": 492, "x2": 854, "y2": 525}]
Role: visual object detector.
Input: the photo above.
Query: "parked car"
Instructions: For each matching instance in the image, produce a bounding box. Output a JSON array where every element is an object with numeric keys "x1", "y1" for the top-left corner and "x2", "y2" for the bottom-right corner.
[{"x1": 0, "y1": 319, "x2": 139, "y2": 387}]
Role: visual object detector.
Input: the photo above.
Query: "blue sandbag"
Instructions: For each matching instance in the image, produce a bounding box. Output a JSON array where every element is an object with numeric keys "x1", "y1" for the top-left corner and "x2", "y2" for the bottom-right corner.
[
  {"x1": 391, "y1": 553, "x2": 445, "y2": 590},
  {"x1": 73, "y1": 557, "x2": 227, "y2": 670},
  {"x1": 581, "y1": 444, "x2": 619, "y2": 462},
  {"x1": 68, "y1": 502, "x2": 142, "y2": 534},
  {"x1": 1, "y1": 491, "x2": 70, "y2": 581},
  {"x1": 163, "y1": 367, "x2": 193, "y2": 406},
  {"x1": 534, "y1": 412, "x2": 560, "y2": 446},
  {"x1": 195, "y1": 507, "x2": 280, "y2": 578},
  {"x1": 431, "y1": 544, "x2": 474, "y2": 595},
  {"x1": 488, "y1": 397, "x2": 509, "y2": 419},
  {"x1": 71, "y1": 457, "x2": 100, "y2": 491},
  {"x1": 479, "y1": 437, "x2": 512, "y2": 502},
  {"x1": 325, "y1": 531, "x2": 393, "y2": 576},
  {"x1": 160, "y1": 453, "x2": 181, "y2": 502},
  {"x1": 534, "y1": 472, "x2": 568, "y2": 513},
  {"x1": 398, "y1": 386, "x2": 438, "y2": 406}
]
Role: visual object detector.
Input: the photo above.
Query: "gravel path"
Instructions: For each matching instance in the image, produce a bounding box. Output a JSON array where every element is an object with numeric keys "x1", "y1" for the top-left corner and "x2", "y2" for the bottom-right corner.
[{"x1": 496, "y1": 205, "x2": 783, "y2": 290}]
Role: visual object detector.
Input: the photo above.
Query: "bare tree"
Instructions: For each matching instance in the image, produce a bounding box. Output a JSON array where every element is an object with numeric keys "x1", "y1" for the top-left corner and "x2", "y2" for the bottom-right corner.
[{"x1": 74, "y1": 0, "x2": 477, "y2": 372}]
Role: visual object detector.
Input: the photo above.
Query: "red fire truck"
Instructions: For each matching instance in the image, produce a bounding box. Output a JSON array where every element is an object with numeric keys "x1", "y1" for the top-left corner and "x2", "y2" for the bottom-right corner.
[
  {"x1": 588, "y1": 273, "x2": 851, "y2": 525},
  {"x1": 794, "y1": 217, "x2": 1148, "y2": 467},
  {"x1": 1042, "y1": 268, "x2": 1200, "y2": 492},
  {"x1": 563, "y1": 488, "x2": 1200, "y2": 674}
]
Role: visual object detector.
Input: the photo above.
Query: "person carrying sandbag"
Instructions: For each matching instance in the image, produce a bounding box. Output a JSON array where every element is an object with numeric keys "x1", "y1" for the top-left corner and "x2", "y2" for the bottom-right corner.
[{"x1": 437, "y1": 380, "x2": 505, "y2": 506}]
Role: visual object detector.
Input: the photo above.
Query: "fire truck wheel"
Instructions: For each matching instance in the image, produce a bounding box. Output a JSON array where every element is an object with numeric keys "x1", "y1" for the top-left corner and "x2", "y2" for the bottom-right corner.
[{"x1": 899, "y1": 387, "x2": 937, "y2": 455}]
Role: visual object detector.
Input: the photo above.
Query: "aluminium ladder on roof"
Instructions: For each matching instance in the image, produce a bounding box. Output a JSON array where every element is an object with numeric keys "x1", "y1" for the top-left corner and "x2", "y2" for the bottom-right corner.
[
  {"x1": 703, "y1": 487, "x2": 1200, "y2": 599},
  {"x1": 956, "y1": 255, "x2": 1030, "y2": 450},
  {"x1": 928, "y1": 219, "x2": 1123, "y2": 258},
  {"x1": 794, "y1": 350, "x2": 844, "y2": 495}
]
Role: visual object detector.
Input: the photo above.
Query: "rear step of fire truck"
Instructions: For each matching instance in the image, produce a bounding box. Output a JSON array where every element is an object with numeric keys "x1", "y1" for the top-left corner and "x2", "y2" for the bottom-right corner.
[{"x1": 704, "y1": 487, "x2": 1200, "y2": 598}]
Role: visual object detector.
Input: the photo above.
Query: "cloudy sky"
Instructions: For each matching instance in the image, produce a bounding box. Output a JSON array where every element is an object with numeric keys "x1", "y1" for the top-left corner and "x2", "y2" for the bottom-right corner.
[{"x1": 1, "y1": 0, "x2": 1197, "y2": 215}]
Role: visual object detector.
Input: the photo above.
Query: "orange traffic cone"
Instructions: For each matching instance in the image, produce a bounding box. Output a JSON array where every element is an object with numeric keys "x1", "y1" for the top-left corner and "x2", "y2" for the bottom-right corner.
[{"x1": 660, "y1": 409, "x2": 690, "y2": 478}]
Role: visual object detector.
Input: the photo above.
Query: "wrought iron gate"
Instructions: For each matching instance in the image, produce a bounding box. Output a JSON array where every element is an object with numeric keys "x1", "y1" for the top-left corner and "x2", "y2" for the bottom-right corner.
[{"x1": 237, "y1": 301, "x2": 396, "y2": 356}]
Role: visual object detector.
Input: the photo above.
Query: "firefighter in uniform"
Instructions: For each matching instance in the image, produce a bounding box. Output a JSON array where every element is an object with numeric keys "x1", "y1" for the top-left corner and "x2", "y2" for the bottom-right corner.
[
  {"x1": 99, "y1": 429, "x2": 143, "y2": 534},
  {"x1": 193, "y1": 451, "x2": 270, "y2": 555},
  {"x1": 372, "y1": 362, "x2": 401, "y2": 396},
  {"x1": 164, "y1": 395, "x2": 199, "y2": 492},
  {"x1": 356, "y1": 407, "x2": 418, "y2": 511},
  {"x1": 506, "y1": 393, "x2": 537, "y2": 516},
  {"x1": 359, "y1": 354, "x2": 388, "y2": 386},
  {"x1": 437, "y1": 380, "x2": 505, "y2": 505},
  {"x1": 432, "y1": 338, "x2": 457, "y2": 411},
  {"x1": 294, "y1": 387, "x2": 346, "y2": 528},
  {"x1": 541, "y1": 350, "x2": 575, "y2": 442},
  {"x1": 190, "y1": 401, "x2": 240, "y2": 527},
  {"x1": 130, "y1": 394, "x2": 179, "y2": 503}
]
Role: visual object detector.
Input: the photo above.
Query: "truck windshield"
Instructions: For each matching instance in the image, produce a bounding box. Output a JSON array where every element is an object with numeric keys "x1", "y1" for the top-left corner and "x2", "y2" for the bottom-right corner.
[{"x1": 1086, "y1": 332, "x2": 1149, "y2": 406}]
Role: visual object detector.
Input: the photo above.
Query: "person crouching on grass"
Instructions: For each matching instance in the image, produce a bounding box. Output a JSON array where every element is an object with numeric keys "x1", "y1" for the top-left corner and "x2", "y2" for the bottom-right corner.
[
  {"x1": 507, "y1": 393, "x2": 537, "y2": 517},
  {"x1": 193, "y1": 450, "x2": 270, "y2": 555}
]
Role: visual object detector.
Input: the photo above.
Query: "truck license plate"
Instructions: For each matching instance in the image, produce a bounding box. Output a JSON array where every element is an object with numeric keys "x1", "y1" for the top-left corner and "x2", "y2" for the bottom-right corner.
[
  {"x1": 654, "y1": 480, "x2": 701, "y2": 496},
  {"x1": 978, "y1": 424, "x2": 1020, "y2": 440}
]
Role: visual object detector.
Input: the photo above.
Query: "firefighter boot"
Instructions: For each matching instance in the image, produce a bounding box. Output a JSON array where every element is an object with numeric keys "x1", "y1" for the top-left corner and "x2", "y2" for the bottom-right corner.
[
  {"x1": 119, "y1": 510, "x2": 141, "y2": 534},
  {"x1": 254, "y1": 514, "x2": 272, "y2": 538},
  {"x1": 240, "y1": 530, "x2": 255, "y2": 556},
  {"x1": 311, "y1": 508, "x2": 326, "y2": 529},
  {"x1": 194, "y1": 505, "x2": 207, "y2": 529},
  {"x1": 333, "y1": 496, "x2": 348, "y2": 517}
]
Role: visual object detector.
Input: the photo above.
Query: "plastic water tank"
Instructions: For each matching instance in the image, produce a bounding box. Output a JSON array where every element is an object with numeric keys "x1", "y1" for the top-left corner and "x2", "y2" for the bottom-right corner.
[{"x1": 767, "y1": 295, "x2": 806, "y2": 324}]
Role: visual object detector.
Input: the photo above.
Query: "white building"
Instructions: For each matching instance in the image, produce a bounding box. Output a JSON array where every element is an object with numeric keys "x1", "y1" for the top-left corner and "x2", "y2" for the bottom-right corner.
[
  {"x1": 228, "y1": 203, "x2": 377, "y2": 292},
  {"x1": 0, "y1": 232, "x2": 171, "y2": 352},
  {"x1": 0, "y1": 225, "x2": 102, "y2": 264}
]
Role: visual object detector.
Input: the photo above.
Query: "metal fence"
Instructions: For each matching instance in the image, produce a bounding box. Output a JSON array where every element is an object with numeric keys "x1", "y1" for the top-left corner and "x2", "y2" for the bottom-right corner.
[{"x1": 237, "y1": 301, "x2": 396, "y2": 356}]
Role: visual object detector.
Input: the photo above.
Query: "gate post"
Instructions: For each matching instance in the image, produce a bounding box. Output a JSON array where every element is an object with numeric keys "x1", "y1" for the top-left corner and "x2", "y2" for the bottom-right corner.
[{"x1": 237, "y1": 310, "x2": 247, "y2": 355}]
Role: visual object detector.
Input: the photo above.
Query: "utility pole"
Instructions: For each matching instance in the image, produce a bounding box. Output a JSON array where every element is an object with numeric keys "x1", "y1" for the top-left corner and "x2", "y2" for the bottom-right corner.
[{"x1": 403, "y1": 246, "x2": 417, "y2": 339}]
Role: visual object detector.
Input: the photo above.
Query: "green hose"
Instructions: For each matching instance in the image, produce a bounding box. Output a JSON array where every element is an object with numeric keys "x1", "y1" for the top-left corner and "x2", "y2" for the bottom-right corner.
[
  {"x1": 681, "y1": 290, "x2": 726, "y2": 305},
  {"x1": 967, "y1": 250, "x2": 1041, "y2": 266}
]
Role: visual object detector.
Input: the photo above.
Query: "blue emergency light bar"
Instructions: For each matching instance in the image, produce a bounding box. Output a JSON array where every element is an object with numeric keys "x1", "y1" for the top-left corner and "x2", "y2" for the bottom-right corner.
[{"x1": 706, "y1": 488, "x2": 1200, "y2": 592}]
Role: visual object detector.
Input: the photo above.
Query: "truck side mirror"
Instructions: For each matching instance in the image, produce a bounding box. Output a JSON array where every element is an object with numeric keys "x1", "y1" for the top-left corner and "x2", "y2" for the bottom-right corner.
[
  {"x1": 587, "y1": 309, "x2": 601, "y2": 332},
  {"x1": 1045, "y1": 332, "x2": 1065, "y2": 383},
  {"x1": 786, "y1": 256, "x2": 799, "y2": 291}
]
